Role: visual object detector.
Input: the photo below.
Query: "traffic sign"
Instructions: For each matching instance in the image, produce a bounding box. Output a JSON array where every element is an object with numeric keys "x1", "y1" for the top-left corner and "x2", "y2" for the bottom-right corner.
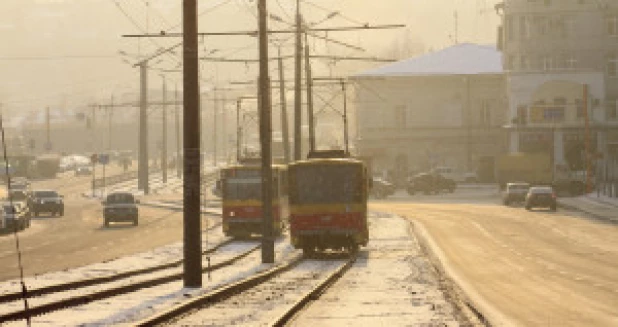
[
  {"x1": 91, "y1": 154, "x2": 98, "y2": 164},
  {"x1": 98, "y1": 154, "x2": 110, "y2": 165}
]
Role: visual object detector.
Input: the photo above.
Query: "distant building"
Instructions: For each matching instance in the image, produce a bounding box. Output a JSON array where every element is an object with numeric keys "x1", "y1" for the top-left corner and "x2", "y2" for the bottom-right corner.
[
  {"x1": 497, "y1": 0, "x2": 618, "y2": 179},
  {"x1": 352, "y1": 43, "x2": 507, "y2": 182}
]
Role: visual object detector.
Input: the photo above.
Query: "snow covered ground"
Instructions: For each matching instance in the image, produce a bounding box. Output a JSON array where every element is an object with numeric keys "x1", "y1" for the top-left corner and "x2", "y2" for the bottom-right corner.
[{"x1": 1, "y1": 210, "x2": 470, "y2": 326}]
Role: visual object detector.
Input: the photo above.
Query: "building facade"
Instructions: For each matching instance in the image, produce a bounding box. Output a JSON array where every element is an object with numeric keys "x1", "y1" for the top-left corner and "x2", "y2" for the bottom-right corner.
[
  {"x1": 352, "y1": 44, "x2": 507, "y2": 182},
  {"x1": 498, "y1": 0, "x2": 618, "y2": 181}
]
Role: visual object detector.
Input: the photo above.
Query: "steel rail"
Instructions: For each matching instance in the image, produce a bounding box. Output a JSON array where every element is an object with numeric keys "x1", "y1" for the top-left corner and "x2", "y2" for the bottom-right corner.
[
  {"x1": 0, "y1": 242, "x2": 259, "y2": 324},
  {"x1": 136, "y1": 252, "x2": 357, "y2": 326},
  {"x1": 271, "y1": 252, "x2": 358, "y2": 326},
  {"x1": 134, "y1": 254, "x2": 305, "y2": 326}
]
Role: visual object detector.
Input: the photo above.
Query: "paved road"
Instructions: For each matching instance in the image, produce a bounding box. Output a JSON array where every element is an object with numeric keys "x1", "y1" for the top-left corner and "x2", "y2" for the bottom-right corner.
[
  {"x1": 371, "y1": 188, "x2": 618, "y2": 326},
  {"x1": 0, "y1": 168, "x2": 214, "y2": 282}
]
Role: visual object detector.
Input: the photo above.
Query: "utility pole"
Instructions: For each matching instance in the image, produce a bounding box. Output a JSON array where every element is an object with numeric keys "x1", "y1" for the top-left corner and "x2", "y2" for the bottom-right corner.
[
  {"x1": 161, "y1": 75, "x2": 168, "y2": 183},
  {"x1": 304, "y1": 32, "x2": 315, "y2": 152},
  {"x1": 183, "y1": 0, "x2": 202, "y2": 288},
  {"x1": 277, "y1": 47, "x2": 291, "y2": 163},
  {"x1": 584, "y1": 84, "x2": 592, "y2": 193},
  {"x1": 175, "y1": 84, "x2": 181, "y2": 178},
  {"x1": 108, "y1": 95, "x2": 114, "y2": 151},
  {"x1": 213, "y1": 88, "x2": 218, "y2": 167},
  {"x1": 45, "y1": 106, "x2": 51, "y2": 152},
  {"x1": 138, "y1": 62, "x2": 149, "y2": 194},
  {"x1": 294, "y1": 0, "x2": 303, "y2": 161},
  {"x1": 341, "y1": 80, "x2": 349, "y2": 154},
  {"x1": 236, "y1": 98, "x2": 242, "y2": 161},
  {"x1": 258, "y1": 0, "x2": 274, "y2": 264}
]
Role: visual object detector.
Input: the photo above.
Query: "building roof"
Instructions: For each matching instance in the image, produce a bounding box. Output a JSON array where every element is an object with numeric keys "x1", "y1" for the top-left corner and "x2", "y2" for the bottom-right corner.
[{"x1": 355, "y1": 43, "x2": 503, "y2": 78}]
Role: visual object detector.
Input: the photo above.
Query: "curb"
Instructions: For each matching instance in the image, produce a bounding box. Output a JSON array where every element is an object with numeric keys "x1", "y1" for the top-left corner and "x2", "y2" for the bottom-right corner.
[{"x1": 557, "y1": 200, "x2": 618, "y2": 224}]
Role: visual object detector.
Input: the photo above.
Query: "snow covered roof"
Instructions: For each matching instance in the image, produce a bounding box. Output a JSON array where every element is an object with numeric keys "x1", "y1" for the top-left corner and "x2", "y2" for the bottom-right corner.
[{"x1": 354, "y1": 43, "x2": 503, "y2": 78}]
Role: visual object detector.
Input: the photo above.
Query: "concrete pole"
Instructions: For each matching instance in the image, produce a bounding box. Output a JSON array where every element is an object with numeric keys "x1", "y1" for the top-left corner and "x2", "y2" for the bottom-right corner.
[
  {"x1": 162, "y1": 75, "x2": 168, "y2": 183},
  {"x1": 175, "y1": 84, "x2": 181, "y2": 178},
  {"x1": 138, "y1": 63, "x2": 149, "y2": 194},
  {"x1": 293, "y1": 0, "x2": 302, "y2": 160},
  {"x1": 304, "y1": 32, "x2": 315, "y2": 153},
  {"x1": 183, "y1": 0, "x2": 202, "y2": 287},
  {"x1": 277, "y1": 48, "x2": 291, "y2": 164},
  {"x1": 258, "y1": 0, "x2": 274, "y2": 263}
]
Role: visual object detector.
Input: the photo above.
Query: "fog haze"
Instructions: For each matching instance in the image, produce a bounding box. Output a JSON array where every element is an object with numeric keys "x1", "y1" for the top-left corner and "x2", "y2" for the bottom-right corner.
[{"x1": 0, "y1": 0, "x2": 500, "y2": 116}]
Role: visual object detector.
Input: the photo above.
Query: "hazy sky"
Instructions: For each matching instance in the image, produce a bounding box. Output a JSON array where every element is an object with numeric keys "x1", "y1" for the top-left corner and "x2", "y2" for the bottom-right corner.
[{"x1": 0, "y1": 0, "x2": 502, "y2": 116}]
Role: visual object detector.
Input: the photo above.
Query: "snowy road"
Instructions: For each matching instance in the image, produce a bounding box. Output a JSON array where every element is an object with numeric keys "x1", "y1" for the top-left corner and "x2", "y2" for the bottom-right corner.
[{"x1": 372, "y1": 188, "x2": 618, "y2": 326}]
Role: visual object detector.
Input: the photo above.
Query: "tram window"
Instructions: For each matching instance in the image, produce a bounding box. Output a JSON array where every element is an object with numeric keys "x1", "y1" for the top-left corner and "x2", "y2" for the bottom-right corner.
[{"x1": 292, "y1": 165, "x2": 362, "y2": 204}]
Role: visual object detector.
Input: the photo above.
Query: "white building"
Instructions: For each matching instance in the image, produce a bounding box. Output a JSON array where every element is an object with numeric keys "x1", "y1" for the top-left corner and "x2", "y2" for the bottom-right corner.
[{"x1": 352, "y1": 44, "x2": 507, "y2": 182}]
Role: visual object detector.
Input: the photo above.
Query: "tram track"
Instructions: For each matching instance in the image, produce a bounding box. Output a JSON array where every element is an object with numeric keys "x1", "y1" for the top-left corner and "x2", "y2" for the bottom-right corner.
[
  {"x1": 136, "y1": 252, "x2": 358, "y2": 326},
  {"x1": 0, "y1": 237, "x2": 260, "y2": 324}
]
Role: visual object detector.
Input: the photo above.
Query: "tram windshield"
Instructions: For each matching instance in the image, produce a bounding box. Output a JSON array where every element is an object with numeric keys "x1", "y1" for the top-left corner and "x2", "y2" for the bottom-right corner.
[
  {"x1": 225, "y1": 177, "x2": 262, "y2": 200},
  {"x1": 292, "y1": 165, "x2": 362, "y2": 204}
]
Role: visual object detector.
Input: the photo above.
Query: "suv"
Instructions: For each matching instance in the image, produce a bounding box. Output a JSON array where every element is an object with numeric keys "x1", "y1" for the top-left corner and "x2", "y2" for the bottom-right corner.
[
  {"x1": 30, "y1": 190, "x2": 64, "y2": 217},
  {"x1": 103, "y1": 192, "x2": 139, "y2": 227},
  {"x1": 503, "y1": 182, "x2": 530, "y2": 205},
  {"x1": 525, "y1": 186, "x2": 557, "y2": 211},
  {"x1": 407, "y1": 173, "x2": 456, "y2": 195}
]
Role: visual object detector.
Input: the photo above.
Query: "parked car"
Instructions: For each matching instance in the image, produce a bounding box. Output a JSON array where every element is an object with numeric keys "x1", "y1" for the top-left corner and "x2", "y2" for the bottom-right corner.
[
  {"x1": 503, "y1": 182, "x2": 530, "y2": 205},
  {"x1": 102, "y1": 192, "x2": 139, "y2": 227},
  {"x1": 0, "y1": 202, "x2": 30, "y2": 232},
  {"x1": 74, "y1": 166, "x2": 92, "y2": 176},
  {"x1": 525, "y1": 186, "x2": 557, "y2": 211},
  {"x1": 407, "y1": 173, "x2": 456, "y2": 195},
  {"x1": 30, "y1": 190, "x2": 65, "y2": 217},
  {"x1": 370, "y1": 177, "x2": 396, "y2": 199}
]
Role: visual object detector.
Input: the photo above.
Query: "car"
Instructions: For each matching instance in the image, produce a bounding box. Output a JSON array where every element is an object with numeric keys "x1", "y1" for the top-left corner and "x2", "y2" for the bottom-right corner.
[
  {"x1": 9, "y1": 178, "x2": 30, "y2": 192},
  {"x1": 74, "y1": 166, "x2": 92, "y2": 176},
  {"x1": 503, "y1": 182, "x2": 530, "y2": 205},
  {"x1": 30, "y1": 190, "x2": 65, "y2": 217},
  {"x1": 0, "y1": 202, "x2": 31, "y2": 232},
  {"x1": 102, "y1": 192, "x2": 139, "y2": 227},
  {"x1": 525, "y1": 186, "x2": 557, "y2": 211},
  {"x1": 370, "y1": 177, "x2": 396, "y2": 199},
  {"x1": 406, "y1": 172, "x2": 456, "y2": 195}
]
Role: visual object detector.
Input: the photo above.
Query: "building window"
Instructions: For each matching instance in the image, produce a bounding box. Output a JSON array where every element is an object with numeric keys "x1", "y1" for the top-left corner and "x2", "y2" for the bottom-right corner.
[
  {"x1": 480, "y1": 100, "x2": 491, "y2": 126},
  {"x1": 394, "y1": 105, "x2": 406, "y2": 129},
  {"x1": 519, "y1": 16, "x2": 530, "y2": 39},
  {"x1": 608, "y1": 100, "x2": 618, "y2": 120},
  {"x1": 607, "y1": 16, "x2": 618, "y2": 36},
  {"x1": 566, "y1": 56, "x2": 578, "y2": 70},
  {"x1": 517, "y1": 105, "x2": 527, "y2": 125},
  {"x1": 543, "y1": 56, "x2": 554, "y2": 71},
  {"x1": 608, "y1": 54, "x2": 618, "y2": 77},
  {"x1": 576, "y1": 99, "x2": 585, "y2": 118},
  {"x1": 520, "y1": 55, "x2": 529, "y2": 71}
]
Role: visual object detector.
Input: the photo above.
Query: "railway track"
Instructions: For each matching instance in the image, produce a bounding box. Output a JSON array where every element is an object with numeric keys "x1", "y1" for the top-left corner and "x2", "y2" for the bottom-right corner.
[
  {"x1": 136, "y1": 252, "x2": 358, "y2": 326},
  {"x1": 0, "y1": 236, "x2": 260, "y2": 324}
]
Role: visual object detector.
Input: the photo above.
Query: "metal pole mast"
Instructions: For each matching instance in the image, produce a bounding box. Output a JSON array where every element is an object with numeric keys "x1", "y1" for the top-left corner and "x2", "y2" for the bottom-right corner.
[
  {"x1": 584, "y1": 84, "x2": 592, "y2": 193},
  {"x1": 258, "y1": 0, "x2": 274, "y2": 263},
  {"x1": 175, "y1": 84, "x2": 181, "y2": 178},
  {"x1": 45, "y1": 106, "x2": 50, "y2": 151},
  {"x1": 162, "y1": 75, "x2": 168, "y2": 183},
  {"x1": 304, "y1": 32, "x2": 315, "y2": 152},
  {"x1": 183, "y1": 0, "x2": 202, "y2": 288},
  {"x1": 342, "y1": 80, "x2": 349, "y2": 155},
  {"x1": 236, "y1": 98, "x2": 242, "y2": 161},
  {"x1": 293, "y1": 0, "x2": 302, "y2": 160},
  {"x1": 213, "y1": 88, "x2": 218, "y2": 166},
  {"x1": 138, "y1": 63, "x2": 149, "y2": 194},
  {"x1": 277, "y1": 47, "x2": 291, "y2": 164},
  {"x1": 108, "y1": 95, "x2": 114, "y2": 151}
]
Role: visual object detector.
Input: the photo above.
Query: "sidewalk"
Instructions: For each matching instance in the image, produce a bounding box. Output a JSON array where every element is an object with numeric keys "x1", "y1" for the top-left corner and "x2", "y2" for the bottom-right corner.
[{"x1": 558, "y1": 193, "x2": 618, "y2": 223}]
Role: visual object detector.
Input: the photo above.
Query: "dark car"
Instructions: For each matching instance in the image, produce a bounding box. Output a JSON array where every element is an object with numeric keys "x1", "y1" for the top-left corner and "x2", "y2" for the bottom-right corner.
[
  {"x1": 30, "y1": 190, "x2": 64, "y2": 217},
  {"x1": 370, "y1": 177, "x2": 396, "y2": 199},
  {"x1": 103, "y1": 192, "x2": 139, "y2": 227},
  {"x1": 503, "y1": 182, "x2": 530, "y2": 205},
  {"x1": 74, "y1": 166, "x2": 92, "y2": 176},
  {"x1": 407, "y1": 173, "x2": 456, "y2": 195},
  {"x1": 1, "y1": 203, "x2": 30, "y2": 232},
  {"x1": 525, "y1": 186, "x2": 557, "y2": 211}
]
